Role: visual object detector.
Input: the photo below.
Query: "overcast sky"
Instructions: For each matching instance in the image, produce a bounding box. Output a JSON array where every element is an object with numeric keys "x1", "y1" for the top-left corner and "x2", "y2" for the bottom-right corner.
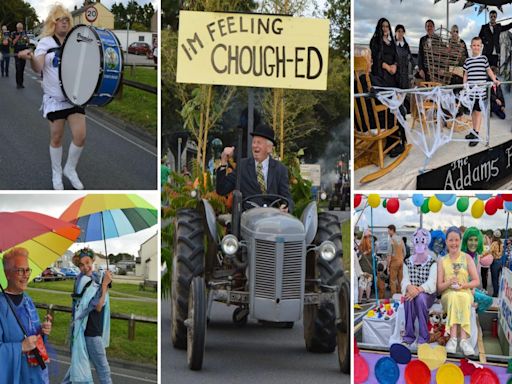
[
  {"x1": 354, "y1": 0, "x2": 512, "y2": 49},
  {"x1": 0, "y1": 192, "x2": 159, "y2": 256},
  {"x1": 27, "y1": 0, "x2": 158, "y2": 22},
  {"x1": 354, "y1": 194, "x2": 512, "y2": 232}
]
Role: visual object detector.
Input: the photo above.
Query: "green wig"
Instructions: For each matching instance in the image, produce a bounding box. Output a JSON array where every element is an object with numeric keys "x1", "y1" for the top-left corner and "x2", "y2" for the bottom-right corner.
[{"x1": 461, "y1": 227, "x2": 483, "y2": 255}]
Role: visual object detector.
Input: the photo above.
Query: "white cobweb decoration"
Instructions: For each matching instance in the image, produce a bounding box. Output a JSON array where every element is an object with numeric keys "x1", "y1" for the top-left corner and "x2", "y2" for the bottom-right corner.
[{"x1": 374, "y1": 83, "x2": 489, "y2": 164}]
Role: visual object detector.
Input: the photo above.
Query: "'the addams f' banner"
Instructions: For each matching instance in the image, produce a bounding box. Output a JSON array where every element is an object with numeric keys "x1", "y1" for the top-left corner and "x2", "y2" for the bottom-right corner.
[{"x1": 176, "y1": 11, "x2": 330, "y2": 90}]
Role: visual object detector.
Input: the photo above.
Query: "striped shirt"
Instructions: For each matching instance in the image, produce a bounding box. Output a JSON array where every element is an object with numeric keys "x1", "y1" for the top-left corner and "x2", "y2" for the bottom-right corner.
[{"x1": 463, "y1": 55, "x2": 489, "y2": 98}]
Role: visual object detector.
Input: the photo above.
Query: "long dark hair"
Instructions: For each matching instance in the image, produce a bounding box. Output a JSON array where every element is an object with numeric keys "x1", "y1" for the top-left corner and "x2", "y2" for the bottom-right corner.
[
  {"x1": 370, "y1": 18, "x2": 395, "y2": 48},
  {"x1": 370, "y1": 18, "x2": 396, "y2": 75}
]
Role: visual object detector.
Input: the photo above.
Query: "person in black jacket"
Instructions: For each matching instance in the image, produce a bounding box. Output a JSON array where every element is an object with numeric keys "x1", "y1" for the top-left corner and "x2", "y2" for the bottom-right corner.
[
  {"x1": 395, "y1": 24, "x2": 414, "y2": 90},
  {"x1": 369, "y1": 17, "x2": 398, "y2": 88},
  {"x1": 216, "y1": 123, "x2": 294, "y2": 213},
  {"x1": 490, "y1": 66, "x2": 506, "y2": 119},
  {"x1": 417, "y1": 19, "x2": 436, "y2": 81},
  {"x1": 479, "y1": 10, "x2": 512, "y2": 68}
]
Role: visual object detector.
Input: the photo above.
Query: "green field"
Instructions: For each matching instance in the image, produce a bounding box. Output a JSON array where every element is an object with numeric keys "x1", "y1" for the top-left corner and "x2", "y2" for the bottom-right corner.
[
  {"x1": 28, "y1": 285, "x2": 157, "y2": 365},
  {"x1": 104, "y1": 67, "x2": 157, "y2": 135}
]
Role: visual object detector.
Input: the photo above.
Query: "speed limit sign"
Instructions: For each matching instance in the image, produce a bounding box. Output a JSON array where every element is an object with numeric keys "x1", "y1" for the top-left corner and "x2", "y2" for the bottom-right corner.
[{"x1": 85, "y1": 6, "x2": 98, "y2": 23}]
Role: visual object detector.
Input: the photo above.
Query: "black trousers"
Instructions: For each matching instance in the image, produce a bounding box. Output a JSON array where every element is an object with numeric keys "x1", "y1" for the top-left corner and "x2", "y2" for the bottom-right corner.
[{"x1": 14, "y1": 56, "x2": 25, "y2": 86}]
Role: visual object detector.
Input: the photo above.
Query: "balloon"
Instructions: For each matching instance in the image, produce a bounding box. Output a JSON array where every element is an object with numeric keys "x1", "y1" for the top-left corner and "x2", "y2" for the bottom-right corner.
[
  {"x1": 412, "y1": 194, "x2": 424, "y2": 207},
  {"x1": 504, "y1": 201, "x2": 512, "y2": 212},
  {"x1": 457, "y1": 197, "x2": 470, "y2": 212},
  {"x1": 495, "y1": 195, "x2": 504, "y2": 209},
  {"x1": 354, "y1": 194, "x2": 362, "y2": 208},
  {"x1": 471, "y1": 200, "x2": 484, "y2": 218},
  {"x1": 383, "y1": 199, "x2": 387, "y2": 208},
  {"x1": 398, "y1": 194, "x2": 408, "y2": 201},
  {"x1": 435, "y1": 194, "x2": 454, "y2": 203},
  {"x1": 485, "y1": 198, "x2": 498, "y2": 215},
  {"x1": 421, "y1": 198, "x2": 430, "y2": 214},
  {"x1": 475, "y1": 194, "x2": 492, "y2": 201},
  {"x1": 387, "y1": 198, "x2": 400, "y2": 214},
  {"x1": 502, "y1": 194, "x2": 512, "y2": 202},
  {"x1": 429, "y1": 196, "x2": 443, "y2": 213},
  {"x1": 368, "y1": 194, "x2": 380, "y2": 208},
  {"x1": 444, "y1": 195, "x2": 457, "y2": 206}
]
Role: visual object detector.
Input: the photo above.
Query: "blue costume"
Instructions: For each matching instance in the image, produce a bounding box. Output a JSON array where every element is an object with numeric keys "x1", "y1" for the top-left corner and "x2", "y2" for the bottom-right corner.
[
  {"x1": 62, "y1": 271, "x2": 111, "y2": 384},
  {"x1": 0, "y1": 293, "x2": 49, "y2": 384}
]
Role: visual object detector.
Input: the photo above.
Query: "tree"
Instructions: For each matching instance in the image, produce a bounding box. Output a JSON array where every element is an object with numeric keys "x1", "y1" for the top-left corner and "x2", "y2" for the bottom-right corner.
[
  {"x1": 324, "y1": 0, "x2": 350, "y2": 56},
  {"x1": 0, "y1": 0, "x2": 38, "y2": 31},
  {"x1": 111, "y1": 1, "x2": 155, "y2": 30}
]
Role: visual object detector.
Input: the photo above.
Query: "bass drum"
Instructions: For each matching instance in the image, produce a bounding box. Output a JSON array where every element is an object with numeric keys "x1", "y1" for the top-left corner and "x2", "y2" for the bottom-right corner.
[{"x1": 59, "y1": 25, "x2": 123, "y2": 107}]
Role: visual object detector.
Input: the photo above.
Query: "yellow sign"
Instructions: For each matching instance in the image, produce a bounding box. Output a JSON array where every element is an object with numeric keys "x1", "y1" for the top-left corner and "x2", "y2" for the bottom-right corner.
[{"x1": 176, "y1": 11, "x2": 330, "y2": 90}]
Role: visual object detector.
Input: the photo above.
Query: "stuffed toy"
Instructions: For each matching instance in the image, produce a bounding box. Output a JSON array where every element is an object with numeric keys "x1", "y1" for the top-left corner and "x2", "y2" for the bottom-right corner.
[
  {"x1": 428, "y1": 310, "x2": 441, "y2": 343},
  {"x1": 437, "y1": 312, "x2": 450, "y2": 346}
]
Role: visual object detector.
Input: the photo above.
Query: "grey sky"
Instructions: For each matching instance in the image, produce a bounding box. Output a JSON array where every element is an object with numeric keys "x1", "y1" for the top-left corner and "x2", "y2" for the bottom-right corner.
[
  {"x1": 26, "y1": 0, "x2": 158, "y2": 22},
  {"x1": 353, "y1": 0, "x2": 511, "y2": 49},
  {"x1": 0, "y1": 193, "x2": 159, "y2": 256},
  {"x1": 355, "y1": 194, "x2": 512, "y2": 232}
]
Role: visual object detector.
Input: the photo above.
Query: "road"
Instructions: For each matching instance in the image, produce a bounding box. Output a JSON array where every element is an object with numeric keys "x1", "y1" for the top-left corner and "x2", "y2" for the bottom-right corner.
[
  {"x1": 48, "y1": 347, "x2": 157, "y2": 383},
  {"x1": 162, "y1": 299, "x2": 349, "y2": 384},
  {"x1": 0, "y1": 58, "x2": 156, "y2": 189}
]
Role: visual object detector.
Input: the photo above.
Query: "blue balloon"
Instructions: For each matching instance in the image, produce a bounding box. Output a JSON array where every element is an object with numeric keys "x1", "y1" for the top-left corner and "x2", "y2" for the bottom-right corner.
[
  {"x1": 435, "y1": 194, "x2": 455, "y2": 203},
  {"x1": 505, "y1": 201, "x2": 512, "y2": 212},
  {"x1": 476, "y1": 194, "x2": 492, "y2": 201},
  {"x1": 412, "y1": 194, "x2": 424, "y2": 207},
  {"x1": 444, "y1": 194, "x2": 457, "y2": 206}
]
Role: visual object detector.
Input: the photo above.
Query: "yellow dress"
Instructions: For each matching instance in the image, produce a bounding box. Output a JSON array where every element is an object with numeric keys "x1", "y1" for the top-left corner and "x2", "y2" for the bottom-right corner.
[{"x1": 441, "y1": 252, "x2": 473, "y2": 336}]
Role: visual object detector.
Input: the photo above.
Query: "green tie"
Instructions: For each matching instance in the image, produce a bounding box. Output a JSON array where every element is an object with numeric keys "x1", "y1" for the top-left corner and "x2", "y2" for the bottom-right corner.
[{"x1": 257, "y1": 162, "x2": 266, "y2": 193}]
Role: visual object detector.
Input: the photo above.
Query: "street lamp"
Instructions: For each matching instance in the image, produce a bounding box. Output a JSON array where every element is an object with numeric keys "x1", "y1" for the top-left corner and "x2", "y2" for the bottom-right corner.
[{"x1": 126, "y1": 15, "x2": 131, "y2": 65}]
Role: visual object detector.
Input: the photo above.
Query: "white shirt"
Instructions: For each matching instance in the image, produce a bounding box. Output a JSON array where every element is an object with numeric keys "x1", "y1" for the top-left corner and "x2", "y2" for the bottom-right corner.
[
  {"x1": 255, "y1": 156, "x2": 269, "y2": 187},
  {"x1": 35, "y1": 36, "x2": 74, "y2": 116},
  {"x1": 401, "y1": 255, "x2": 438, "y2": 295}
]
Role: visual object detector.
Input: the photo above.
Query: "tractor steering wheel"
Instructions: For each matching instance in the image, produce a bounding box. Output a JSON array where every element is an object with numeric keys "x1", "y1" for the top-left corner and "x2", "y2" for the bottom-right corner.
[{"x1": 242, "y1": 194, "x2": 289, "y2": 211}]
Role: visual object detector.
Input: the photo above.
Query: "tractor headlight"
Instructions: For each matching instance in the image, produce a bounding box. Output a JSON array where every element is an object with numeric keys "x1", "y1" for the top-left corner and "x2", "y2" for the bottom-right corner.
[
  {"x1": 190, "y1": 189, "x2": 197, "y2": 198},
  {"x1": 320, "y1": 192, "x2": 327, "y2": 200},
  {"x1": 318, "y1": 241, "x2": 336, "y2": 261},
  {"x1": 221, "y1": 234, "x2": 239, "y2": 255}
]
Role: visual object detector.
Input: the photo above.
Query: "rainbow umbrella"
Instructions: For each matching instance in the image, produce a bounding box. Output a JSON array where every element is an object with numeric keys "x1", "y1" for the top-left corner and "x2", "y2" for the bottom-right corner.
[
  {"x1": 59, "y1": 194, "x2": 157, "y2": 265},
  {"x1": 0, "y1": 211, "x2": 81, "y2": 287}
]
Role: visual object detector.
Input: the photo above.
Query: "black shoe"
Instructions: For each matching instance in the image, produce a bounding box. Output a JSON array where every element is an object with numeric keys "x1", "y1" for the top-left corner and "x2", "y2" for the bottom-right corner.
[
  {"x1": 389, "y1": 144, "x2": 404, "y2": 158},
  {"x1": 469, "y1": 136, "x2": 479, "y2": 147},
  {"x1": 465, "y1": 132, "x2": 476, "y2": 139}
]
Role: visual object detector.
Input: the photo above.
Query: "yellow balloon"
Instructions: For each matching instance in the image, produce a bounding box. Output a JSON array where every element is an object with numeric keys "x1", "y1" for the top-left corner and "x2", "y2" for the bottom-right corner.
[
  {"x1": 471, "y1": 200, "x2": 484, "y2": 218},
  {"x1": 368, "y1": 194, "x2": 380, "y2": 208},
  {"x1": 428, "y1": 196, "x2": 442, "y2": 212}
]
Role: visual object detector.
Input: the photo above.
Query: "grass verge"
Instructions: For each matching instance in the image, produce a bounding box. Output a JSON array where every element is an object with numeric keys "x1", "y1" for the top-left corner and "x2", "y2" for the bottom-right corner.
[{"x1": 103, "y1": 67, "x2": 157, "y2": 135}]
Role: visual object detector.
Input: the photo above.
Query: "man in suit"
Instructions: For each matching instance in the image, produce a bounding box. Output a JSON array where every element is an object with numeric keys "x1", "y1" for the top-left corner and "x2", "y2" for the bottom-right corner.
[
  {"x1": 479, "y1": 10, "x2": 512, "y2": 68},
  {"x1": 216, "y1": 123, "x2": 294, "y2": 213}
]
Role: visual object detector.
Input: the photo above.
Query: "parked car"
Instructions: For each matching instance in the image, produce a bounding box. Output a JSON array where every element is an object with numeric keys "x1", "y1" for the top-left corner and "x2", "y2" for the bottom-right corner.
[
  {"x1": 60, "y1": 267, "x2": 79, "y2": 278},
  {"x1": 41, "y1": 267, "x2": 65, "y2": 281},
  {"x1": 128, "y1": 42, "x2": 150, "y2": 55}
]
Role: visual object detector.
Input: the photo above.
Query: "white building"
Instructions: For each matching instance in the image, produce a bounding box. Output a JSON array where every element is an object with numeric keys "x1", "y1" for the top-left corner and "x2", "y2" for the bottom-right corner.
[
  {"x1": 112, "y1": 30, "x2": 156, "y2": 51},
  {"x1": 136, "y1": 233, "x2": 158, "y2": 282}
]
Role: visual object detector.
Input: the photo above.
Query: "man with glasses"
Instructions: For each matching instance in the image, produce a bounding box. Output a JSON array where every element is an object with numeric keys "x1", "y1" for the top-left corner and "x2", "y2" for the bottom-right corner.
[
  {"x1": 11, "y1": 22, "x2": 29, "y2": 88},
  {"x1": 479, "y1": 10, "x2": 512, "y2": 67},
  {"x1": 0, "y1": 247, "x2": 52, "y2": 383}
]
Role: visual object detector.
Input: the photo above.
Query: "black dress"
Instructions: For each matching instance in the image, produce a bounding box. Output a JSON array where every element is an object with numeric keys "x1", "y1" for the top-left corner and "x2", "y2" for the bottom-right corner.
[{"x1": 370, "y1": 37, "x2": 398, "y2": 88}]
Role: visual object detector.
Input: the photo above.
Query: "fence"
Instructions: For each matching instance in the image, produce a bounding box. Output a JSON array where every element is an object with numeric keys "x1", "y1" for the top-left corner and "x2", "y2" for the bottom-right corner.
[{"x1": 36, "y1": 303, "x2": 157, "y2": 341}]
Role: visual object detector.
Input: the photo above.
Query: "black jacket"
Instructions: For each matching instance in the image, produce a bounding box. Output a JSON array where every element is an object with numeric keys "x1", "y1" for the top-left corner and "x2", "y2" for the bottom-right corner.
[
  {"x1": 479, "y1": 22, "x2": 512, "y2": 56},
  {"x1": 491, "y1": 82, "x2": 505, "y2": 107},
  {"x1": 216, "y1": 156, "x2": 294, "y2": 212}
]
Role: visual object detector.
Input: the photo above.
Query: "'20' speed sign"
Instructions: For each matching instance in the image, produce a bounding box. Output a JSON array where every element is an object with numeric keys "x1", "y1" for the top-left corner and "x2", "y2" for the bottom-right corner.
[{"x1": 85, "y1": 6, "x2": 98, "y2": 23}]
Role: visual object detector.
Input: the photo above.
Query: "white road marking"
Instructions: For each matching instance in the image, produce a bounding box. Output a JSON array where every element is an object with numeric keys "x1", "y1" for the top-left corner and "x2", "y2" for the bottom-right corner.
[{"x1": 86, "y1": 114, "x2": 157, "y2": 157}]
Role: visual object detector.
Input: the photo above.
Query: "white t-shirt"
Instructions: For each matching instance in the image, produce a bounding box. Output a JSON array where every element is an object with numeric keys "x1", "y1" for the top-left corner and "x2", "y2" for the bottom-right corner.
[{"x1": 34, "y1": 36, "x2": 74, "y2": 116}]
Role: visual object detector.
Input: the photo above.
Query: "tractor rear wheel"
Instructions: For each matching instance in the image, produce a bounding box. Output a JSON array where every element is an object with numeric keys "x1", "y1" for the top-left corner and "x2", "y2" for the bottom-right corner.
[
  {"x1": 171, "y1": 208, "x2": 205, "y2": 349},
  {"x1": 304, "y1": 212, "x2": 343, "y2": 353}
]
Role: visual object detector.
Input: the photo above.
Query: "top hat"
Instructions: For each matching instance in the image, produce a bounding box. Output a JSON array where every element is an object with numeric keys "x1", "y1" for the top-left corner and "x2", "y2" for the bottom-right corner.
[{"x1": 250, "y1": 123, "x2": 276, "y2": 145}]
